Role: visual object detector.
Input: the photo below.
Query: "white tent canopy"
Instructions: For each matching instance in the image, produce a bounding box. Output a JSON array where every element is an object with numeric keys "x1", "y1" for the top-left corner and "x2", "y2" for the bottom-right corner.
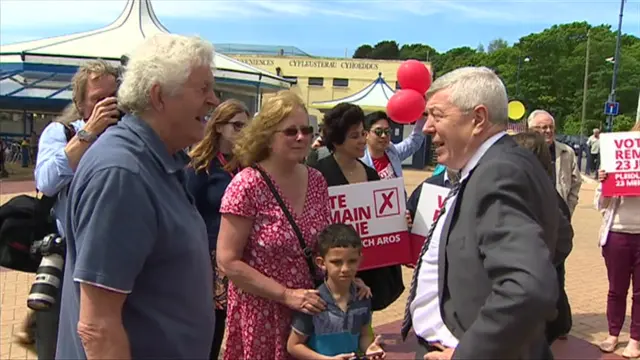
[
  {"x1": 311, "y1": 74, "x2": 395, "y2": 112},
  {"x1": 0, "y1": 0, "x2": 290, "y2": 89}
]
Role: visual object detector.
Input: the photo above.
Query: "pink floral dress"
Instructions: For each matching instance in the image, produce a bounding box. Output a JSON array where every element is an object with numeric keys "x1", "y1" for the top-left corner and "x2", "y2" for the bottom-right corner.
[{"x1": 220, "y1": 166, "x2": 330, "y2": 360}]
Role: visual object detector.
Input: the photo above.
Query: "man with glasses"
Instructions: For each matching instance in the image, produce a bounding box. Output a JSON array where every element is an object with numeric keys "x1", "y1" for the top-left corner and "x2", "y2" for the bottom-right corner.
[
  {"x1": 527, "y1": 110, "x2": 581, "y2": 215},
  {"x1": 527, "y1": 109, "x2": 581, "y2": 341}
]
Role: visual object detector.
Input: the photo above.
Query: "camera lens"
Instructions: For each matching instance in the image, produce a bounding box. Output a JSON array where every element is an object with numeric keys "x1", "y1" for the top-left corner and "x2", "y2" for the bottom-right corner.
[{"x1": 27, "y1": 235, "x2": 65, "y2": 312}]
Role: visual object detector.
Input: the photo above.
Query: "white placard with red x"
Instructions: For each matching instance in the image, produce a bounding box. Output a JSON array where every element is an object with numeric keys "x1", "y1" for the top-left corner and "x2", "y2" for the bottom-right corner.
[{"x1": 328, "y1": 177, "x2": 411, "y2": 270}]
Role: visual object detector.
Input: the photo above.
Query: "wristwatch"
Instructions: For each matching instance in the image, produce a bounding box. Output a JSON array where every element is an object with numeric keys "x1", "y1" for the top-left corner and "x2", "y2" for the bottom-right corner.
[{"x1": 76, "y1": 129, "x2": 97, "y2": 143}]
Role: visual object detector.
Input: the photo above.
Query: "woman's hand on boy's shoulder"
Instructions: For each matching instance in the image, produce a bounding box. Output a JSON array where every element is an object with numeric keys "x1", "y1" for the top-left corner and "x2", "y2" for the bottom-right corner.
[{"x1": 353, "y1": 278, "x2": 372, "y2": 299}]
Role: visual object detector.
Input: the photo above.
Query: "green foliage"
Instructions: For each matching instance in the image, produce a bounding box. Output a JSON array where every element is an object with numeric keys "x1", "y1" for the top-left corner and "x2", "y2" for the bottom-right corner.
[{"x1": 353, "y1": 23, "x2": 640, "y2": 134}]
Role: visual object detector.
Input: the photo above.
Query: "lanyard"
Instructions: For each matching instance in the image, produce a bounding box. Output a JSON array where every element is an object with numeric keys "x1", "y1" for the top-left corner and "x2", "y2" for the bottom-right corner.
[{"x1": 217, "y1": 152, "x2": 238, "y2": 178}]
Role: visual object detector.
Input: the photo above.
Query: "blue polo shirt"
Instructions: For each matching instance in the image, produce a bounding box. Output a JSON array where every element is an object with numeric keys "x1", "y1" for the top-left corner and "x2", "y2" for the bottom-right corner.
[
  {"x1": 292, "y1": 283, "x2": 372, "y2": 356},
  {"x1": 56, "y1": 114, "x2": 214, "y2": 359}
]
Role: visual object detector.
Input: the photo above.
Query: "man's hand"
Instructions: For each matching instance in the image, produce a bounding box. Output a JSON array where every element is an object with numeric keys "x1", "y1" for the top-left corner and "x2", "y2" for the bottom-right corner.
[
  {"x1": 424, "y1": 343, "x2": 454, "y2": 360},
  {"x1": 84, "y1": 97, "x2": 120, "y2": 135},
  {"x1": 598, "y1": 169, "x2": 607, "y2": 183}
]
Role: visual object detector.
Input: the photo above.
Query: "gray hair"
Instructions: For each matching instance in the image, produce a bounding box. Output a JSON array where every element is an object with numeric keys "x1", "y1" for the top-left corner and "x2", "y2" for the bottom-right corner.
[
  {"x1": 118, "y1": 34, "x2": 215, "y2": 115},
  {"x1": 527, "y1": 109, "x2": 555, "y2": 127},
  {"x1": 426, "y1": 66, "x2": 508, "y2": 125}
]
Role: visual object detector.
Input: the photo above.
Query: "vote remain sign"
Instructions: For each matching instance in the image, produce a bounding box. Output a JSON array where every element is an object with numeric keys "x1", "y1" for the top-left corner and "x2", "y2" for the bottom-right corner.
[
  {"x1": 600, "y1": 131, "x2": 640, "y2": 197},
  {"x1": 409, "y1": 183, "x2": 450, "y2": 266},
  {"x1": 328, "y1": 178, "x2": 410, "y2": 271}
]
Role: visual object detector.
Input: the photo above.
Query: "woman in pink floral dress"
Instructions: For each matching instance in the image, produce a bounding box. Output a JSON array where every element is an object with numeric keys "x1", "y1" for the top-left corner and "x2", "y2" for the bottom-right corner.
[{"x1": 217, "y1": 91, "x2": 337, "y2": 360}]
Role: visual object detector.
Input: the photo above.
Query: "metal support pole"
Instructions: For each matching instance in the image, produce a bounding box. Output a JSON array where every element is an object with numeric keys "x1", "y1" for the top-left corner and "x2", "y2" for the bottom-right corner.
[
  {"x1": 636, "y1": 89, "x2": 640, "y2": 124},
  {"x1": 606, "y1": 0, "x2": 626, "y2": 131},
  {"x1": 516, "y1": 56, "x2": 522, "y2": 97},
  {"x1": 580, "y1": 29, "x2": 591, "y2": 139}
]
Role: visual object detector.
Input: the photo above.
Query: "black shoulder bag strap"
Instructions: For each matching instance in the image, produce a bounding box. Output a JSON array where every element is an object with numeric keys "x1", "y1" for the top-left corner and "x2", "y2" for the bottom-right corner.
[{"x1": 252, "y1": 165, "x2": 319, "y2": 284}]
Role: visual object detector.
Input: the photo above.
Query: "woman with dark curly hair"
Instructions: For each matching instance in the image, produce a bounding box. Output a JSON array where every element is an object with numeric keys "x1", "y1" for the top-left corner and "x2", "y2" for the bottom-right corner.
[{"x1": 311, "y1": 102, "x2": 405, "y2": 313}]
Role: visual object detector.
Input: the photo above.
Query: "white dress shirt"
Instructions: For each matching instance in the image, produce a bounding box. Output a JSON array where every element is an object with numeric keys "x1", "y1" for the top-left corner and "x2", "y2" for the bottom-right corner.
[{"x1": 410, "y1": 131, "x2": 506, "y2": 348}]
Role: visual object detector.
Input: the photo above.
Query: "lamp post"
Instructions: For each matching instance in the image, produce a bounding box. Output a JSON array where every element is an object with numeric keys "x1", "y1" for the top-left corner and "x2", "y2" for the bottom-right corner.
[
  {"x1": 580, "y1": 29, "x2": 591, "y2": 141},
  {"x1": 515, "y1": 55, "x2": 531, "y2": 97},
  {"x1": 605, "y1": 0, "x2": 626, "y2": 132}
]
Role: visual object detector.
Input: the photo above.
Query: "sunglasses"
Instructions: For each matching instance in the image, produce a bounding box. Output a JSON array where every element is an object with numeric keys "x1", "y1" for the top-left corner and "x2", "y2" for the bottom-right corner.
[
  {"x1": 277, "y1": 125, "x2": 314, "y2": 137},
  {"x1": 227, "y1": 121, "x2": 246, "y2": 131},
  {"x1": 372, "y1": 128, "x2": 391, "y2": 137}
]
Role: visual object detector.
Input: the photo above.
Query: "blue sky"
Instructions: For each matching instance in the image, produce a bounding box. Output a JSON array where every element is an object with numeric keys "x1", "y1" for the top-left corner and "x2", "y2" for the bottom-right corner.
[{"x1": 1, "y1": 0, "x2": 639, "y2": 58}]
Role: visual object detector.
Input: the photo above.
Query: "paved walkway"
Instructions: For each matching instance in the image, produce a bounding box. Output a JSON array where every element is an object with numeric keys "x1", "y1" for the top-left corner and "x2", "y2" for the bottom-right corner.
[{"x1": 0, "y1": 170, "x2": 628, "y2": 359}]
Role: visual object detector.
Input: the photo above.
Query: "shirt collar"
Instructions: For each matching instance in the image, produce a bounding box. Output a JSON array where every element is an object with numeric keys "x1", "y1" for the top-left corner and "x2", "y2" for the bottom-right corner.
[
  {"x1": 318, "y1": 282, "x2": 358, "y2": 306},
  {"x1": 460, "y1": 131, "x2": 507, "y2": 181},
  {"x1": 120, "y1": 114, "x2": 190, "y2": 174}
]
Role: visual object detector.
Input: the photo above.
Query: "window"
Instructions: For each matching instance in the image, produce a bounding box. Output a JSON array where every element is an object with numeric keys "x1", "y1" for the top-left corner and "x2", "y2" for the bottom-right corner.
[
  {"x1": 308, "y1": 77, "x2": 324, "y2": 86},
  {"x1": 332, "y1": 78, "x2": 349, "y2": 87},
  {"x1": 395, "y1": 81, "x2": 401, "y2": 90}
]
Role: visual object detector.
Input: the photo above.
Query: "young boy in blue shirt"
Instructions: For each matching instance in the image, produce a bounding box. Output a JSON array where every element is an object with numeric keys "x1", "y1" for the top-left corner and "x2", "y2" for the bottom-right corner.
[{"x1": 287, "y1": 224, "x2": 385, "y2": 360}]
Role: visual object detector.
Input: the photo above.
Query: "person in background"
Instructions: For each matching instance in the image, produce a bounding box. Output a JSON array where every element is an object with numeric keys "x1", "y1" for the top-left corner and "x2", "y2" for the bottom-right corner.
[
  {"x1": 32, "y1": 59, "x2": 120, "y2": 360},
  {"x1": 527, "y1": 109, "x2": 581, "y2": 215},
  {"x1": 217, "y1": 91, "x2": 369, "y2": 360},
  {"x1": 186, "y1": 99, "x2": 250, "y2": 360},
  {"x1": 361, "y1": 111, "x2": 426, "y2": 179},
  {"x1": 312, "y1": 103, "x2": 403, "y2": 314},
  {"x1": 527, "y1": 109, "x2": 581, "y2": 340},
  {"x1": 56, "y1": 34, "x2": 219, "y2": 359},
  {"x1": 595, "y1": 122, "x2": 640, "y2": 358},
  {"x1": 588, "y1": 128, "x2": 601, "y2": 176},
  {"x1": 512, "y1": 131, "x2": 574, "y2": 345},
  {"x1": 287, "y1": 224, "x2": 385, "y2": 360}
]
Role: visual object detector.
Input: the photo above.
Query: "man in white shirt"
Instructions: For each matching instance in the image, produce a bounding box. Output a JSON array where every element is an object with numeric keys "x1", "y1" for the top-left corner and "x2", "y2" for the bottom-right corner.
[{"x1": 401, "y1": 67, "x2": 559, "y2": 360}]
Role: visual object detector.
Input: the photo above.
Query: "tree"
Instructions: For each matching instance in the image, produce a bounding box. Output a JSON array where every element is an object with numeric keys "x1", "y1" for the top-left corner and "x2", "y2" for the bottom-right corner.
[
  {"x1": 353, "y1": 44, "x2": 373, "y2": 59},
  {"x1": 476, "y1": 43, "x2": 485, "y2": 53},
  {"x1": 370, "y1": 40, "x2": 400, "y2": 60},
  {"x1": 399, "y1": 43, "x2": 437, "y2": 61},
  {"x1": 487, "y1": 38, "x2": 508, "y2": 53}
]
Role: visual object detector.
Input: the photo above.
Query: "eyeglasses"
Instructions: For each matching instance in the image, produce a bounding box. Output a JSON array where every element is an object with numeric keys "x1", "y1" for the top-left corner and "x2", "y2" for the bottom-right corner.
[
  {"x1": 372, "y1": 128, "x2": 391, "y2": 137},
  {"x1": 277, "y1": 125, "x2": 314, "y2": 137},
  {"x1": 530, "y1": 125, "x2": 555, "y2": 131},
  {"x1": 227, "y1": 121, "x2": 246, "y2": 131}
]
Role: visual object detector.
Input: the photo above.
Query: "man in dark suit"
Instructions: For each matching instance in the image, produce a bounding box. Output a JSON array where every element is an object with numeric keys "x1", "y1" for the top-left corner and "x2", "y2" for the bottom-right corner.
[{"x1": 401, "y1": 67, "x2": 559, "y2": 360}]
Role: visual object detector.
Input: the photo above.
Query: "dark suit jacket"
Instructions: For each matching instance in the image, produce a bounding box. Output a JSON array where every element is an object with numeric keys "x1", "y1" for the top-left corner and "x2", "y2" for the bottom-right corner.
[{"x1": 439, "y1": 135, "x2": 559, "y2": 360}]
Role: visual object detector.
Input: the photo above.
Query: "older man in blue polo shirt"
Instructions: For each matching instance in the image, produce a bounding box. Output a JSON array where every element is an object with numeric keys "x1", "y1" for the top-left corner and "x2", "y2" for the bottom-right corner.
[{"x1": 56, "y1": 34, "x2": 220, "y2": 359}]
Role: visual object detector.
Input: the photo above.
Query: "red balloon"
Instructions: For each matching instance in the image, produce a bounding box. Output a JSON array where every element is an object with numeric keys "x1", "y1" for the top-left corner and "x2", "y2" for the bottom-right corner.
[
  {"x1": 397, "y1": 60, "x2": 432, "y2": 94},
  {"x1": 386, "y1": 89, "x2": 426, "y2": 124}
]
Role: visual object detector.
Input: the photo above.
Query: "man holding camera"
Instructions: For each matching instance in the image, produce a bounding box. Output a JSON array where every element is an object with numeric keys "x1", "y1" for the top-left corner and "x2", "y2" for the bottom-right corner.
[{"x1": 31, "y1": 59, "x2": 121, "y2": 359}]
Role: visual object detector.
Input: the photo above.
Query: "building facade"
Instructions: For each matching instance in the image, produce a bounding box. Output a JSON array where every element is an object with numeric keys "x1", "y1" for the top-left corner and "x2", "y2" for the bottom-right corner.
[{"x1": 228, "y1": 54, "x2": 431, "y2": 119}]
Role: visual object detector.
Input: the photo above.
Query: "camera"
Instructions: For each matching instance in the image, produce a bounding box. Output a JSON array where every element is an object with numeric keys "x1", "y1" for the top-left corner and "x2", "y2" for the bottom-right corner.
[{"x1": 27, "y1": 234, "x2": 65, "y2": 311}]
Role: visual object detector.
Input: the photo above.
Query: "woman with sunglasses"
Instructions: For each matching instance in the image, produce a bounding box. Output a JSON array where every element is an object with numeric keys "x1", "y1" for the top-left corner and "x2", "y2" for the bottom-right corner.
[
  {"x1": 216, "y1": 91, "x2": 370, "y2": 360},
  {"x1": 362, "y1": 111, "x2": 426, "y2": 179},
  {"x1": 185, "y1": 99, "x2": 249, "y2": 360},
  {"x1": 312, "y1": 102, "x2": 405, "y2": 314}
]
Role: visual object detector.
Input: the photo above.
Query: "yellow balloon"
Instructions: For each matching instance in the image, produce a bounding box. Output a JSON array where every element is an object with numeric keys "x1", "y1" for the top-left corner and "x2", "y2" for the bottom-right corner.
[{"x1": 508, "y1": 100, "x2": 526, "y2": 120}]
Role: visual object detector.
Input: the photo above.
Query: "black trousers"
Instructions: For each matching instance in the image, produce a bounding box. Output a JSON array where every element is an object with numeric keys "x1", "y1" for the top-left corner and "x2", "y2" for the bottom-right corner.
[{"x1": 210, "y1": 309, "x2": 227, "y2": 360}]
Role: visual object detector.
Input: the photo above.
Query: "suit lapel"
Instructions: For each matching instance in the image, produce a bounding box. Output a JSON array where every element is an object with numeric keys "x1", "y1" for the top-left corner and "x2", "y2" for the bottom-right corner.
[{"x1": 437, "y1": 175, "x2": 466, "y2": 297}]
